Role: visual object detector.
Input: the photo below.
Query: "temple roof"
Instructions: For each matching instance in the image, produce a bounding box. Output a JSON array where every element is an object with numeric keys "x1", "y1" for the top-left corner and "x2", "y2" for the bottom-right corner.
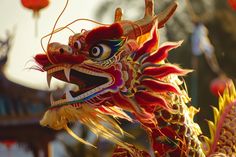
[
  {"x1": 0, "y1": 31, "x2": 50, "y2": 126},
  {"x1": 0, "y1": 73, "x2": 50, "y2": 125},
  {"x1": 0, "y1": 31, "x2": 59, "y2": 156}
]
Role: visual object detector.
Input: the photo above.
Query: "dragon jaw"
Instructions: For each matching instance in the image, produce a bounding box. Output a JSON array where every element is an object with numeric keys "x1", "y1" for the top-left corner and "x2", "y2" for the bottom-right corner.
[
  {"x1": 46, "y1": 63, "x2": 123, "y2": 108},
  {"x1": 35, "y1": 25, "x2": 127, "y2": 109}
]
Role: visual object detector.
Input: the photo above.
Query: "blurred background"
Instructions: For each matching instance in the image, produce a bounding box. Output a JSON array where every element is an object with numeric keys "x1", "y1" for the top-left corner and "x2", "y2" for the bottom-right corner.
[{"x1": 0, "y1": 0, "x2": 236, "y2": 156}]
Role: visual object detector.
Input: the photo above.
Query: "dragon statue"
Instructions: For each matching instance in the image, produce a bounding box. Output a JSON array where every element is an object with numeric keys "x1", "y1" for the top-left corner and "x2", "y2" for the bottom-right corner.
[{"x1": 34, "y1": 0, "x2": 236, "y2": 156}]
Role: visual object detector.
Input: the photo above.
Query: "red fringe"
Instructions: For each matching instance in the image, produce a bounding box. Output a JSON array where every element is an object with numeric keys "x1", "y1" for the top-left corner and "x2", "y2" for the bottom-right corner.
[
  {"x1": 143, "y1": 41, "x2": 183, "y2": 63},
  {"x1": 142, "y1": 64, "x2": 191, "y2": 78},
  {"x1": 140, "y1": 79, "x2": 180, "y2": 94},
  {"x1": 113, "y1": 93, "x2": 154, "y2": 119},
  {"x1": 135, "y1": 91, "x2": 168, "y2": 112},
  {"x1": 112, "y1": 144, "x2": 151, "y2": 157},
  {"x1": 34, "y1": 54, "x2": 50, "y2": 67},
  {"x1": 112, "y1": 93, "x2": 136, "y2": 111},
  {"x1": 133, "y1": 24, "x2": 158, "y2": 61},
  {"x1": 85, "y1": 23, "x2": 123, "y2": 45}
]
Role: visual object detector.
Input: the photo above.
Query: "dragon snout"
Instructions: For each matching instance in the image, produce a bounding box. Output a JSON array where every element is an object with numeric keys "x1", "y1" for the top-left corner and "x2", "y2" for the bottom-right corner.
[
  {"x1": 47, "y1": 42, "x2": 72, "y2": 54},
  {"x1": 46, "y1": 42, "x2": 87, "y2": 65}
]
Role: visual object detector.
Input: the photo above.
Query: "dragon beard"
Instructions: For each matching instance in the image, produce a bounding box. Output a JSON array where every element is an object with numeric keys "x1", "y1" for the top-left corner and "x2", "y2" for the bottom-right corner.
[{"x1": 40, "y1": 103, "x2": 132, "y2": 149}]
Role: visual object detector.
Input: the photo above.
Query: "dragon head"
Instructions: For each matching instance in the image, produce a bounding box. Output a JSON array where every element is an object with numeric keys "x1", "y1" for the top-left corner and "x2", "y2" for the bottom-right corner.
[
  {"x1": 34, "y1": 0, "x2": 190, "y2": 148},
  {"x1": 37, "y1": 23, "x2": 127, "y2": 108}
]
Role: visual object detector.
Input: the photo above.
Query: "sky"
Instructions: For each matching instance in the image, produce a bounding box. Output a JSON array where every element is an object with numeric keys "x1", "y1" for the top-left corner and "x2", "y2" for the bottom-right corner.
[
  {"x1": 0, "y1": 0, "x2": 108, "y2": 156},
  {"x1": 0, "y1": 0, "x2": 110, "y2": 90}
]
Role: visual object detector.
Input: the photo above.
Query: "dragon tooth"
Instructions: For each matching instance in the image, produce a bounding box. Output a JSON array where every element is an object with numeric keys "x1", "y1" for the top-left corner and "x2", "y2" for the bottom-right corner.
[
  {"x1": 66, "y1": 90, "x2": 74, "y2": 101},
  {"x1": 80, "y1": 93, "x2": 86, "y2": 99},
  {"x1": 91, "y1": 89, "x2": 95, "y2": 94},
  {"x1": 50, "y1": 93, "x2": 55, "y2": 106},
  {"x1": 93, "y1": 88, "x2": 98, "y2": 94},
  {"x1": 64, "y1": 68, "x2": 71, "y2": 81},
  {"x1": 61, "y1": 99, "x2": 66, "y2": 104},
  {"x1": 47, "y1": 73, "x2": 52, "y2": 88},
  {"x1": 55, "y1": 100, "x2": 59, "y2": 105},
  {"x1": 77, "y1": 95, "x2": 81, "y2": 100},
  {"x1": 57, "y1": 100, "x2": 62, "y2": 104}
]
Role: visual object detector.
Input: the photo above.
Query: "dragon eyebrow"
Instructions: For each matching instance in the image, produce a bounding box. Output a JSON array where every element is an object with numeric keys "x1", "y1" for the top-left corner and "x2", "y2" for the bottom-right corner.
[{"x1": 85, "y1": 23, "x2": 124, "y2": 45}]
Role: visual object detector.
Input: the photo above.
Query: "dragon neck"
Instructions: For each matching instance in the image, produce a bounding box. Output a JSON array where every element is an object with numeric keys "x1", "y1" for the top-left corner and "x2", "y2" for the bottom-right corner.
[{"x1": 133, "y1": 75, "x2": 205, "y2": 157}]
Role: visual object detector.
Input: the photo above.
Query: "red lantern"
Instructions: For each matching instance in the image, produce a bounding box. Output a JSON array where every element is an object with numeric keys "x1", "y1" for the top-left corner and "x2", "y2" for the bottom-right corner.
[
  {"x1": 1, "y1": 140, "x2": 16, "y2": 149},
  {"x1": 21, "y1": 0, "x2": 49, "y2": 35},
  {"x1": 21, "y1": 0, "x2": 49, "y2": 18},
  {"x1": 210, "y1": 76, "x2": 231, "y2": 97},
  {"x1": 228, "y1": 0, "x2": 236, "y2": 11}
]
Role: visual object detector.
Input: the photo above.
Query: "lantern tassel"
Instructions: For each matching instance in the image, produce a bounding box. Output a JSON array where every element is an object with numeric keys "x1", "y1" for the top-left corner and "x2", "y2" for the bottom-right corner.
[{"x1": 33, "y1": 11, "x2": 39, "y2": 36}]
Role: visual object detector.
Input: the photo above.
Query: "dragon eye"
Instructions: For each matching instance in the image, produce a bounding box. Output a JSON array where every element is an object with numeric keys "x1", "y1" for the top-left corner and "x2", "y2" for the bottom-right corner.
[
  {"x1": 74, "y1": 40, "x2": 82, "y2": 50},
  {"x1": 89, "y1": 44, "x2": 111, "y2": 61}
]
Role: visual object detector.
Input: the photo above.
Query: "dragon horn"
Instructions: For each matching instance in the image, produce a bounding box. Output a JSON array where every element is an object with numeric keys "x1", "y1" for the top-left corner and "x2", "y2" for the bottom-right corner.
[{"x1": 118, "y1": 0, "x2": 178, "y2": 39}]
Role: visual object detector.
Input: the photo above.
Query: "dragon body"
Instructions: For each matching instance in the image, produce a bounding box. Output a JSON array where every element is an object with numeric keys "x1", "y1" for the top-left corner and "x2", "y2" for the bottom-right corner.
[{"x1": 34, "y1": 0, "x2": 236, "y2": 156}]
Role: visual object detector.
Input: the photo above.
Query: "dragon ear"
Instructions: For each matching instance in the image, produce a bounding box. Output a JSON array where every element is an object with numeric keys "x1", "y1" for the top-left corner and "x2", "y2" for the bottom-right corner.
[
  {"x1": 119, "y1": 0, "x2": 178, "y2": 39},
  {"x1": 85, "y1": 23, "x2": 123, "y2": 45}
]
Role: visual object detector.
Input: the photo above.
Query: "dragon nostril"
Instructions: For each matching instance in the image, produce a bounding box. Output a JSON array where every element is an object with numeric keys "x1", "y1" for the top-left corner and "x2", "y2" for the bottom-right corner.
[
  {"x1": 74, "y1": 42, "x2": 78, "y2": 48},
  {"x1": 59, "y1": 48, "x2": 64, "y2": 54}
]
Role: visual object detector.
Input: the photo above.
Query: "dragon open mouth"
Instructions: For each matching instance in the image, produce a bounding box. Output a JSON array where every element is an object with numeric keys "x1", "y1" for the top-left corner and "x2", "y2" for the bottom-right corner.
[{"x1": 47, "y1": 66, "x2": 111, "y2": 107}]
